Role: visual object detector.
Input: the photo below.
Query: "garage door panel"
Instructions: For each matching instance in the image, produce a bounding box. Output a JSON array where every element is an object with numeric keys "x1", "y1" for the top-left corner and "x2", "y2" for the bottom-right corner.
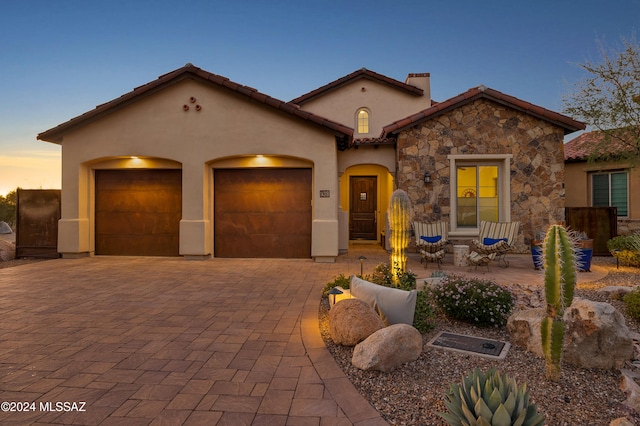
[
  {"x1": 214, "y1": 168, "x2": 311, "y2": 258},
  {"x1": 98, "y1": 191, "x2": 181, "y2": 213},
  {"x1": 216, "y1": 189, "x2": 310, "y2": 213},
  {"x1": 95, "y1": 169, "x2": 181, "y2": 256},
  {"x1": 96, "y1": 212, "x2": 180, "y2": 235},
  {"x1": 218, "y1": 234, "x2": 311, "y2": 258},
  {"x1": 216, "y1": 212, "x2": 311, "y2": 235},
  {"x1": 96, "y1": 234, "x2": 180, "y2": 256}
]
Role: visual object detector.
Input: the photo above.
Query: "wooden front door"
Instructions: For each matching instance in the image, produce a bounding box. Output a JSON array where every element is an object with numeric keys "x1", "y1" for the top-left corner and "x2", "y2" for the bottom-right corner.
[{"x1": 350, "y1": 176, "x2": 377, "y2": 240}]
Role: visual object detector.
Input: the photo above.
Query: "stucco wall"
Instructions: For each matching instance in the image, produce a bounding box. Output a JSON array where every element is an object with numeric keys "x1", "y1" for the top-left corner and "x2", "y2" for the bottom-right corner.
[
  {"x1": 298, "y1": 78, "x2": 430, "y2": 138},
  {"x1": 56, "y1": 78, "x2": 342, "y2": 260},
  {"x1": 395, "y1": 98, "x2": 567, "y2": 253},
  {"x1": 565, "y1": 160, "x2": 640, "y2": 235}
]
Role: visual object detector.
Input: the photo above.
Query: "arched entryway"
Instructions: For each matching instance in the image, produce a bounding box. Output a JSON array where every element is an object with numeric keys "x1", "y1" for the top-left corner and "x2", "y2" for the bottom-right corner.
[{"x1": 340, "y1": 164, "x2": 393, "y2": 243}]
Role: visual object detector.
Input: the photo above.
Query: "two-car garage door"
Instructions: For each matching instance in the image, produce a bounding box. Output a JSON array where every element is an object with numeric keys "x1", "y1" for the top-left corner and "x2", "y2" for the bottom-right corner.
[{"x1": 95, "y1": 168, "x2": 312, "y2": 258}]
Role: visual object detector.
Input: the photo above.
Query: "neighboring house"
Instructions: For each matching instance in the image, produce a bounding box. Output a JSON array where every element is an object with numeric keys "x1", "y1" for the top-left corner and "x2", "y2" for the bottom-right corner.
[
  {"x1": 565, "y1": 130, "x2": 640, "y2": 235},
  {"x1": 37, "y1": 64, "x2": 584, "y2": 261}
]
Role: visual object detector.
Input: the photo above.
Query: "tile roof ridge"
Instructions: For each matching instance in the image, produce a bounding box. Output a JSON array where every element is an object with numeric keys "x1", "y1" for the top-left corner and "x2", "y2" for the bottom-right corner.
[
  {"x1": 290, "y1": 68, "x2": 424, "y2": 105},
  {"x1": 38, "y1": 64, "x2": 353, "y2": 143},
  {"x1": 382, "y1": 85, "x2": 585, "y2": 138}
]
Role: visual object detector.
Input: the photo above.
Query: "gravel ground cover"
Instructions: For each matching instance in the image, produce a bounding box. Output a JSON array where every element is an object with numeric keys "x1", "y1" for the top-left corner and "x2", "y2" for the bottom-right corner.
[{"x1": 320, "y1": 257, "x2": 640, "y2": 426}]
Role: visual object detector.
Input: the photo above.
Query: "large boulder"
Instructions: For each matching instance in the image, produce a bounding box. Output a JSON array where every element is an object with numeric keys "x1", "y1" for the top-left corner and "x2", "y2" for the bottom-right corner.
[
  {"x1": 329, "y1": 298, "x2": 385, "y2": 346},
  {"x1": 563, "y1": 298, "x2": 633, "y2": 369},
  {"x1": 352, "y1": 323, "x2": 422, "y2": 372},
  {"x1": 507, "y1": 298, "x2": 633, "y2": 369},
  {"x1": 506, "y1": 307, "x2": 546, "y2": 357},
  {"x1": 0, "y1": 239, "x2": 15, "y2": 262}
]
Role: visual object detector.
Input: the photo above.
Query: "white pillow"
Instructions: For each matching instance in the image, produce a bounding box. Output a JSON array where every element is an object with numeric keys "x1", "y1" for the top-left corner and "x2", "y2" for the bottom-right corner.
[{"x1": 350, "y1": 276, "x2": 417, "y2": 325}]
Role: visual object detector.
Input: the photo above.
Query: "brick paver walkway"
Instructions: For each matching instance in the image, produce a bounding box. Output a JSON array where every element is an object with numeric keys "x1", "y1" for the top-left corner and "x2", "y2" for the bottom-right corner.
[
  {"x1": 0, "y1": 244, "x2": 606, "y2": 425},
  {"x1": 0, "y1": 245, "x2": 394, "y2": 425}
]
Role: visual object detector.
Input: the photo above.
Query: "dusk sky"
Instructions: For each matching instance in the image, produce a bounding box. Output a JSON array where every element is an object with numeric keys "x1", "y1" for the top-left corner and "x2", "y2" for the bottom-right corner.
[{"x1": 1, "y1": 0, "x2": 639, "y2": 196}]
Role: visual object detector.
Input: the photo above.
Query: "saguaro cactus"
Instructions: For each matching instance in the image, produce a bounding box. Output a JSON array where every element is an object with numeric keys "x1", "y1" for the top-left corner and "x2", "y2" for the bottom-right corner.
[
  {"x1": 541, "y1": 224, "x2": 577, "y2": 381},
  {"x1": 388, "y1": 189, "x2": 412, "y2": 284}
]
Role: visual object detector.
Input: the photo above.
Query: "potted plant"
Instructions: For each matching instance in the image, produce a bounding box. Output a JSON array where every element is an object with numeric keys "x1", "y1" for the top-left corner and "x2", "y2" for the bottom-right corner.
[
  {"x1": 530, "y1": 231, "x2": 545, "y2": 270},
  {"x1": 574, "y1": 231, "x2": 593, "y2": 272}
]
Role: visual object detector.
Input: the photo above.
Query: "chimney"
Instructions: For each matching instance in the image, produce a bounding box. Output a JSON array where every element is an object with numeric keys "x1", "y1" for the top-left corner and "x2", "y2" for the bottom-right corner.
[{"x1": 405, "y1": 73, "x2": 431, "y2": 108}]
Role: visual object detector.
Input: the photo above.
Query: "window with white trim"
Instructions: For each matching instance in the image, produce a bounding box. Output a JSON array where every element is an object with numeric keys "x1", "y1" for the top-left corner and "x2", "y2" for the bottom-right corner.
[
  {"x1": 448, "y1": 155, "x2": 512, "y2": 234},
  {"x1": 591, "y1": 170, "x2": 628, "y2": 216},
  {"x1": 356, "y1": 109, "x2": 369, "y2": 134}
]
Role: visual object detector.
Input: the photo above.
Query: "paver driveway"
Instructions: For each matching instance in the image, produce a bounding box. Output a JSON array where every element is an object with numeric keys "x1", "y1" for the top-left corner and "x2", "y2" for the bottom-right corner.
[{"x1": 0, "y1": 247, "x2": 391, "y2": 426}]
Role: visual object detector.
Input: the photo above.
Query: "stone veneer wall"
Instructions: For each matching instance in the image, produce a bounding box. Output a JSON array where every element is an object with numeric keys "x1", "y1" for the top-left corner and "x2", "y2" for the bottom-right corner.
[
  {"x1": 396, "y1": 98, "x2": 567, "y2": 254},
  {"x1": 618, "y1": 219, "x2": 640, "y2": 236}
]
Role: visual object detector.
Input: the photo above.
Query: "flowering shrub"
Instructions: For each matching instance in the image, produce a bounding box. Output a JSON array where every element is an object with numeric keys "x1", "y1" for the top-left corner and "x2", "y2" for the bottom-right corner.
[
  {"x1": 431, "y1": 276, "x2": 514, "y2": 327},
  {"x1": 608, "y1": 234, "x2": 640, "y2": 267}
]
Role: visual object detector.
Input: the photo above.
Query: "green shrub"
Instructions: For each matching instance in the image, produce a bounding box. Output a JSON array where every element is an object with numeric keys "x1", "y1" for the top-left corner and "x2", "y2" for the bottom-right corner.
[
  {"x1": 370, "y1": 262, "x2": 416, "y2": 291},
  {"x1": 413, "y1": 290, "x2": 436, "y2": 333},
  {"x1": 431, "y1": 276, "x2": 514, "y2": 327},
  {"x1": 608, "y1": 235, "x2": 640, "y2": 267},
  {"x1": 323, "y1": 274, "x2": 350, "y2": 296},
  {"x1": 623, "y1": 287, "x2": 640, "y2": 320}
]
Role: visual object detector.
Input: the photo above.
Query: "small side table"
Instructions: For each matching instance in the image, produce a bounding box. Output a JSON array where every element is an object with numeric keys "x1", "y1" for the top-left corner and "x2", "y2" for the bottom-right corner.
[{"x1": 453, "y1": 245, "x2": 469, "y2": 267}]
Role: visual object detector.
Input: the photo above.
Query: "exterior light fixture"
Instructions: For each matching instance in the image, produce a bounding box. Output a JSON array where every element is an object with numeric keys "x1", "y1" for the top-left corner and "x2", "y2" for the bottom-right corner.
[
  {"x1": 327, "y1": 287, "x2": 343, "y2": 307},
  {"x1": 358, "y1": 255, "x2": 367, "y2": 276},
  {"x1": 424, "y1": 171, "x2": 431, "y2": 184}
]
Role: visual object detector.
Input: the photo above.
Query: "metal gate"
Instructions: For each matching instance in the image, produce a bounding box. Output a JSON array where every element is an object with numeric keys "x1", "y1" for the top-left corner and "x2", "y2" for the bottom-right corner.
[
  {"x1": 16, "y1": 189, "x2": 61, "y2": 258},
  {"x1": 565, "y1": 207, "x2": 617, "y2": 256}
]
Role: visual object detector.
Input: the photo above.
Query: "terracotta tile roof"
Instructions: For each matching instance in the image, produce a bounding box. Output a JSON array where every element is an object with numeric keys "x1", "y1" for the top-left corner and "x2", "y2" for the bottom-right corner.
[
  {"x1": 290, "y1": 68, "x2": 424, "y2": 105},
  {"x1": 564, "y1": 129, "x2": 636, "y2": 161},
  {"x1": 563, "y1": 131, "x2": 599, "y2": 161},
  {"x1": 353, "y1": 137, "x2": 396, "y2": 146},
  {"x1": 38, "y1": 63, "x2": 353, "y2": 144},
  {"x1": 382, "y1": 85, "x2": 585, "y2": 137}
]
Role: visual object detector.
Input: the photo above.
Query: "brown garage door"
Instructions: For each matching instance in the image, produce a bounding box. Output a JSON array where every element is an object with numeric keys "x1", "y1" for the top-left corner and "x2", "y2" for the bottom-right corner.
[
  {"x1": 95, "y1": 169, "x2": 182, "y2": 256},
  {"x1": 214, "y1": 168, "x2": 312, "y2": 258}
]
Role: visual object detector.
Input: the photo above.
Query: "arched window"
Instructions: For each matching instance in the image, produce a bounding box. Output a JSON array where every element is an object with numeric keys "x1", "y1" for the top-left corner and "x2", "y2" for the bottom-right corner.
[{"x1": 357, "y1": 109, "x2": 369, "y2": 134}]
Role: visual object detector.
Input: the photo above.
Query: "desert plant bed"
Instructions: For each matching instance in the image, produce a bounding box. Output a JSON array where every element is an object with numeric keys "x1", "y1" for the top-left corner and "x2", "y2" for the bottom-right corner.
[{"x1": 319, "y1": 256, "x2": 640, "y2": 425}]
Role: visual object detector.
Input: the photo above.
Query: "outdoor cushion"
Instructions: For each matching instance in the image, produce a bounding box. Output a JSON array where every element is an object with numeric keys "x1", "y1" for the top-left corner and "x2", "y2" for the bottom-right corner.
[
  {"x1": 350, "y1": 276, "x2": 417, "y2": 325},
  {"x1": 421, "y1": 235, "x2": 442, "y2": 243},
  {"x1": 483, "y1": 237, "x2": 508, "y2": 245}
]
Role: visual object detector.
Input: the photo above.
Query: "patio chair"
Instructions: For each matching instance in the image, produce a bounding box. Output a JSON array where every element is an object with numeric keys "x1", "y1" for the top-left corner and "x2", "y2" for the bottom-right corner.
[
  {"x1": 413, "y1": 221, "x2": 449, "y2": 269},
  {"x1": 470, "y1": 220, "x2": 520, "y2": 268}
]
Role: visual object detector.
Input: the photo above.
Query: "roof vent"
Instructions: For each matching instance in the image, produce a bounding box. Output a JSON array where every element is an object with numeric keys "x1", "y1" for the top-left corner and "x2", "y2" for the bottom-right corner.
[
  {"x1": 478, "y1": 85, "x2": 487, "y2": 91},
  {"x1": 185, "y1": 62, "x2": 194, "y2": 67}
]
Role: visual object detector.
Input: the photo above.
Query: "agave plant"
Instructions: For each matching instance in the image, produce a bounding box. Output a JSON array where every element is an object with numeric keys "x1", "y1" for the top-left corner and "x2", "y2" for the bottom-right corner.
[{"x1": 440, "y1": 368, "x2": 545, "y2": 426}]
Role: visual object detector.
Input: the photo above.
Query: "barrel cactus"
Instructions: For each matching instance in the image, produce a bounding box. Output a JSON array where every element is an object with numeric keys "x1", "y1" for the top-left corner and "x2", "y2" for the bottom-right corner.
[
  {"x1": 440, "y1": 368, "x2": 545, "y2": 426},
  {"x1": 388, "y1": 189, "x2": 412, "y2": 284},
  {"x1": 541, "y1": 224, "x2": 577, "y2": 381}
]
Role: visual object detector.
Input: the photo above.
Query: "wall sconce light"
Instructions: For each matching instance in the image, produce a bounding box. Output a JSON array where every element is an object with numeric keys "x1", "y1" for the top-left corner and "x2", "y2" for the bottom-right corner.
[
  {"x1": 358, "y1": 255, "x2": 367, "y2": 276},
  {"x1": 424, "y1": 171, "x2": 431, "y2": 184}
]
